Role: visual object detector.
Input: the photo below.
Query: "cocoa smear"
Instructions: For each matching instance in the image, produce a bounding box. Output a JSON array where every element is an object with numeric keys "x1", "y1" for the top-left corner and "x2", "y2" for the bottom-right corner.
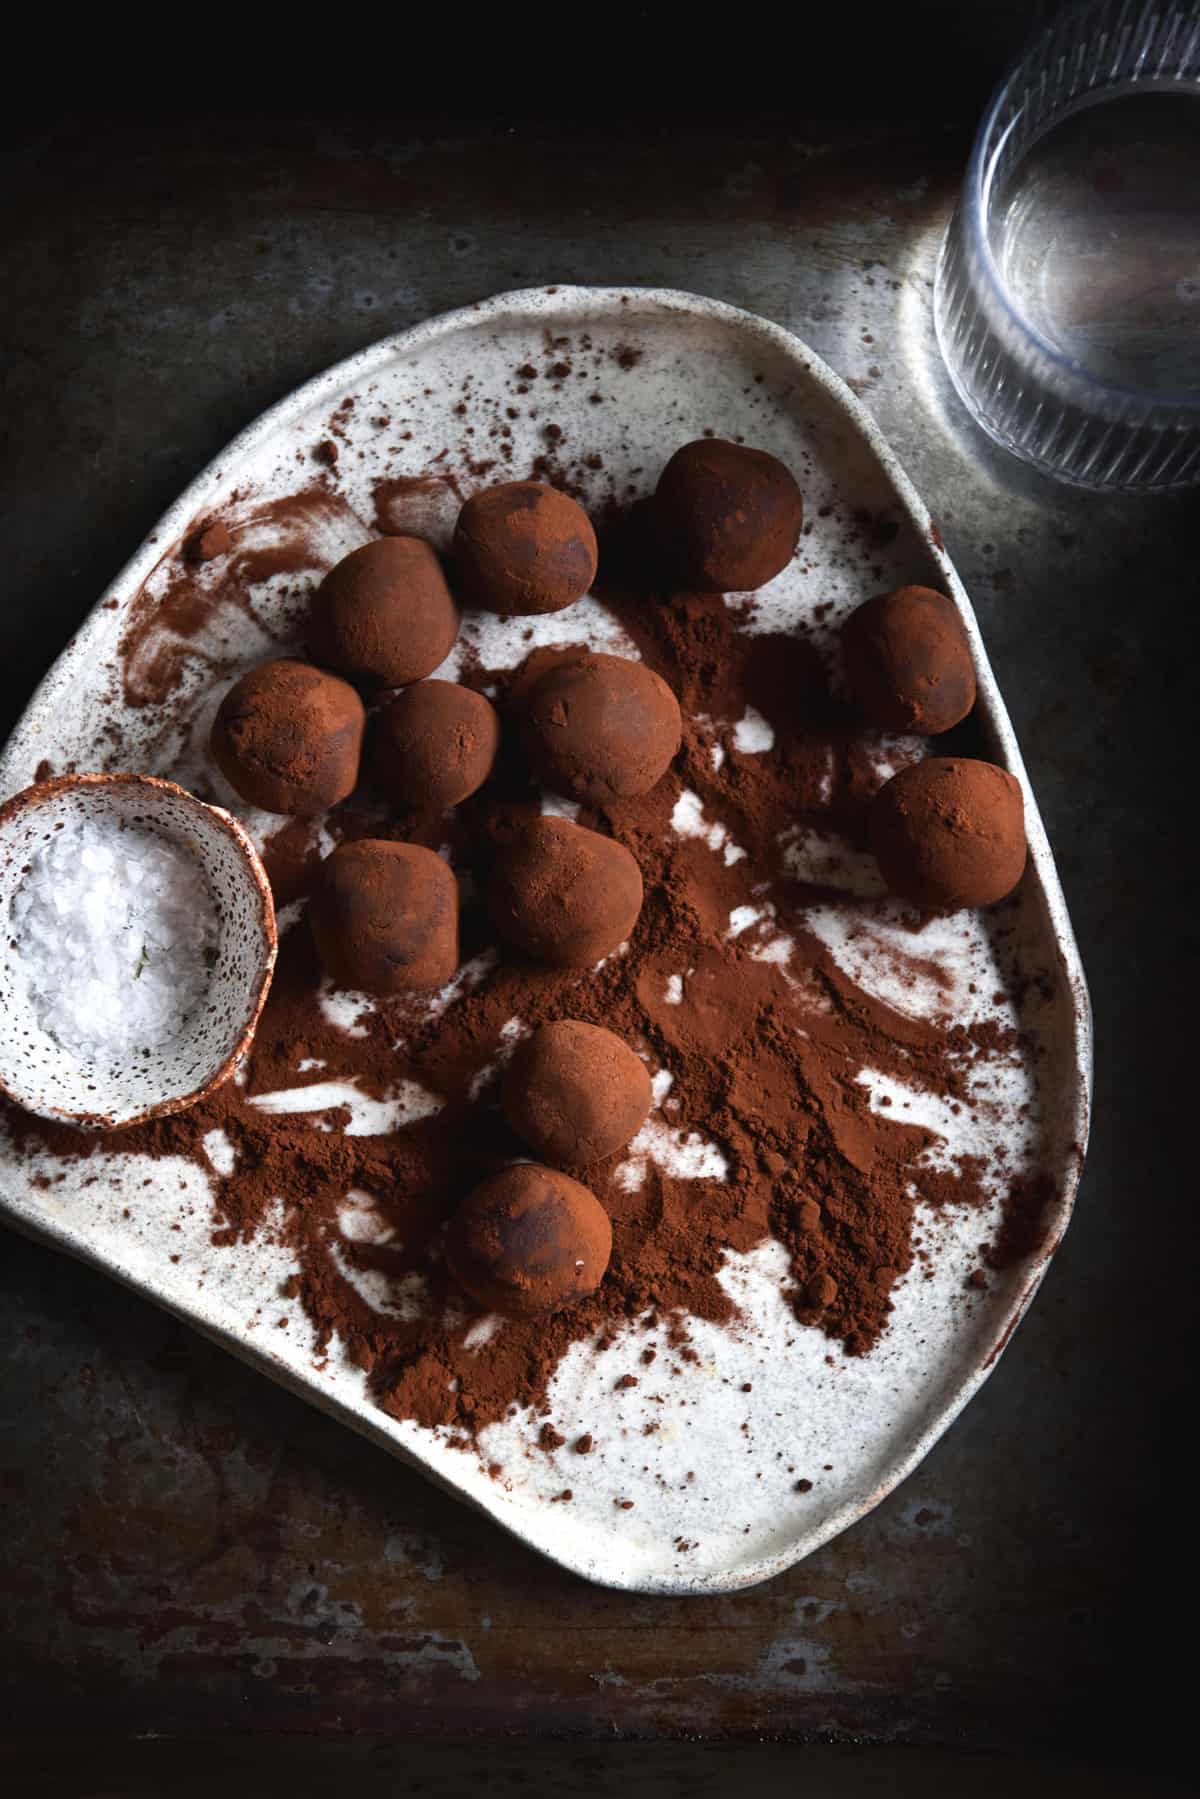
[
  {"x1": 119, "y1": 486, "x2": 368, "y2": 708},
  {"x1": 985, "y1": 1170, "x2": 1057, "y2": 1270},
  {"x1": 6, "y1": 503, "x2": 1048, "y2": 1451}
]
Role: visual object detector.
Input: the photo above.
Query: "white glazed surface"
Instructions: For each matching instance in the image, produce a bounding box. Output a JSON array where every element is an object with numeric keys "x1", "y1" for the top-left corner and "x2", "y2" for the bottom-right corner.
[
  {"x1": 0, "y1": 776, "x2": 276, "y2": 1127},
  {"x1": 0, "y1": 288, "x2": 1091, "y2": 1592}
]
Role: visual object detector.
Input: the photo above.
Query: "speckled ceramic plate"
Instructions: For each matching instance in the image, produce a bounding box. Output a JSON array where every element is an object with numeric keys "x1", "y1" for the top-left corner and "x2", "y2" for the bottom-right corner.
[{"x1": 0, "y1": 287, "x2": 1091, "y2": 1593}]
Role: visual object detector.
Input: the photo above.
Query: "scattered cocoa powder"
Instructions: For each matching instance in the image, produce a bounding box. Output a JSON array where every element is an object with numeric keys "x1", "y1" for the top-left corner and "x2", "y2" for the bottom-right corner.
[
  {"x1": 985, "y1": 1170, "x2": 1056, "y2": 1270},
  {"x1": 2, "y1": 496, "x2": 1055, "y2": 1459},
  {"x1": 190, "y1": 520, "x2": 232, "y2": 563}
]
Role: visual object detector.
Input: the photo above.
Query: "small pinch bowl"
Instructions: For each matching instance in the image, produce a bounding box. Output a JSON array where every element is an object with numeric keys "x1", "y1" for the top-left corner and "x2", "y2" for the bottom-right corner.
[{"x1": 0, "y1": 774, "x2": 277, "y2": 1130}]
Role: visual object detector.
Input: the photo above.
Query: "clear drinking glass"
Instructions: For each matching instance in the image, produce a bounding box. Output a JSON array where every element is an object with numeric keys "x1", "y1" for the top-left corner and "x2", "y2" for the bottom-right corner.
[{"x1": 934, "y1": 0, "x2": 1200, "y2": 491}]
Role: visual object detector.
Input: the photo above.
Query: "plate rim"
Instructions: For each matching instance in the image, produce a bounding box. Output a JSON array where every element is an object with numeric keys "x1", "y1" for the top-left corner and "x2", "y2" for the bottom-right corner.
[{"x1": 0, "y1": 284, "x2": 1093, "y2": 1593}]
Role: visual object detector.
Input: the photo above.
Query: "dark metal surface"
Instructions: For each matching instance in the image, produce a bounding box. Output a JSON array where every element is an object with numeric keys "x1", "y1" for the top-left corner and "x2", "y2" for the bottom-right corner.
[{"x1": 0, "y1": 68, "x2": 1189, "y2": 1782}]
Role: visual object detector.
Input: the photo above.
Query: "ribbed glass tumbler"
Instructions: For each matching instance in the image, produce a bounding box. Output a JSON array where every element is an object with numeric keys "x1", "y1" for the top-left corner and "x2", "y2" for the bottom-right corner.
[{"x1": 934, "y1": 0, "x2": 1200, "y2": 491}]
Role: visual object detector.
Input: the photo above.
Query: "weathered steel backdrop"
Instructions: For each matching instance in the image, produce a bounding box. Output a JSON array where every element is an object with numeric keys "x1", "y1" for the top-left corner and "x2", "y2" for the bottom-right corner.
[{"x1": 0, "y1": 50, "x2": 1189, "y2": 1786}]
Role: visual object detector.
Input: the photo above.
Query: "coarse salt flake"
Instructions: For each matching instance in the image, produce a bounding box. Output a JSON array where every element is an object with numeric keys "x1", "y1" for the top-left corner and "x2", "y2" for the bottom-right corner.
[{"x1": 8, "y1": 818, "x2": 219, "y2": 1060}]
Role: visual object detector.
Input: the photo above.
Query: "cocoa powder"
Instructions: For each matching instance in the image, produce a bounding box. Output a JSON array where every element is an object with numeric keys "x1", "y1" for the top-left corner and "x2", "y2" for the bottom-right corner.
[
  {"x1": 121, "y1": 487, "x2": 359, "y2": 709},
  {"x1": 1, "y1": 507, "x2": 1051, "y2": 1453}
]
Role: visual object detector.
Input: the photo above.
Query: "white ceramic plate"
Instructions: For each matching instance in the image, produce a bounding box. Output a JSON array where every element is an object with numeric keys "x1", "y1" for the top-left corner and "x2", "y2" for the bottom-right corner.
[{"x1": 0, "y1": 288, "x2": 1091, "y2": 1593}]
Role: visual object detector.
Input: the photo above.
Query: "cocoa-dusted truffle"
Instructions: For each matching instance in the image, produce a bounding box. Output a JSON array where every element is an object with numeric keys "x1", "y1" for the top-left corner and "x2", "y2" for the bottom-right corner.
[
  {"x1": 870, "y1": 757, "x2": 1026, "y2": 911},
  {"x1": 452, "y1": 481, "x2": 597, "y2": 615},
  {"x1": 210, "y1": 658, "x2": 365, "y2": 816},
  {"x1": 447, "y1": 1163, "x2": 612, "y2": 1318},
  {"x1": 308, "y1": 536, "x2": 460, "y2": 687},
  {"x1": 842, "y1": 586, "x2": 976, "y2": 734},
  {"x1": 310, "y1": 838, "x2": 458, "y2": 992},
  {"x1": 372, "y1": 680, "x2": 500, "y2": 812},
  {"x1": 517, "y1": 652, "x2": 682, "y2": 803},
  {"x1": 655, "y1": 439, "x2": 803, "y2": 592},
  {"x1": 502, "y1": 1020, "x2": 652, "y2": 1166},
  {"x1": 488, "y1": 816, "x2": 643, "y2": 967}
]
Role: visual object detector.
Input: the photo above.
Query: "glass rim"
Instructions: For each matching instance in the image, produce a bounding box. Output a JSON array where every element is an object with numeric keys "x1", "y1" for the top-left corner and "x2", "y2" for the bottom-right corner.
[{"x1": 963, "y1": 0, "x2": 1200, "y2": 419}]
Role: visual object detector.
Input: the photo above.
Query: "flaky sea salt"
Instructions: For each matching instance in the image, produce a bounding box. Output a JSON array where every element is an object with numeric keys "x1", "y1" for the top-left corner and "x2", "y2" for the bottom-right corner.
[{"x1": 9, "y1": 817, "x2": 219, "y2": 1059}]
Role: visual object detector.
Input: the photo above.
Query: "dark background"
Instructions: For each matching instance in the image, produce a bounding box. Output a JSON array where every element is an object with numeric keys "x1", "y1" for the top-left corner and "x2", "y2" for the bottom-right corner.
[{"x1": 1, "y1": 5, "x2": 1192, "y2": 1792}]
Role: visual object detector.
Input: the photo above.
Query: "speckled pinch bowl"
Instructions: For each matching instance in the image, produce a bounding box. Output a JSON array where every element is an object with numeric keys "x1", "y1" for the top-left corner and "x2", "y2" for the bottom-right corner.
[{"x1": 0, "y1": 774, "x2": 277, "y2": 1130}]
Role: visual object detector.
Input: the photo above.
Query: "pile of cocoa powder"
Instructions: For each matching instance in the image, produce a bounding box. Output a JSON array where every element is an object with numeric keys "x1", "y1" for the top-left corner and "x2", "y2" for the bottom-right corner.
[{"x1": 0, "y1": 501, "x2": 1053, "y2": 1450}]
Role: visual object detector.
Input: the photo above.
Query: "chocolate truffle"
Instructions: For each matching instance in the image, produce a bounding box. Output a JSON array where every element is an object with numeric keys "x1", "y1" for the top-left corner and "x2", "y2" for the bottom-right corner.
[
  {"x1": 372, "y1": 680, "x2": 500, "y2": 812},
  {"x1": 210, "y1": 658, "x2": 365, "y2": 816},
  {"x1": 518, "y1": 652, "x2": 682, "y2": 803},
  {"x1": 308, "y1": 536, "x2": 460, "y2": 687},
  {"x1": 488, "y1": 817, "x2": 643, "y2": 967},
  {"x1": 309, "y1": 838, "x2": 458, "y2": 992},
  {"x1": 842, "y1": 586, "x2": 976, "y2": 734},
  {"x1": 502, "y1": 1020, "x2": 653, "y2": 1166},
  {"x1": 452, "y1": 481, "x2": 598, "y2": 615},
  {"x1": 870, "y1": 757, "x2": 1026, "y2": 911},
  {"x1": 655, "y1": 438, "x2": 804, "y2": 592},
  {"x1": 447, "y1": 1163, "x2": 612, "y2": 1318}
]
